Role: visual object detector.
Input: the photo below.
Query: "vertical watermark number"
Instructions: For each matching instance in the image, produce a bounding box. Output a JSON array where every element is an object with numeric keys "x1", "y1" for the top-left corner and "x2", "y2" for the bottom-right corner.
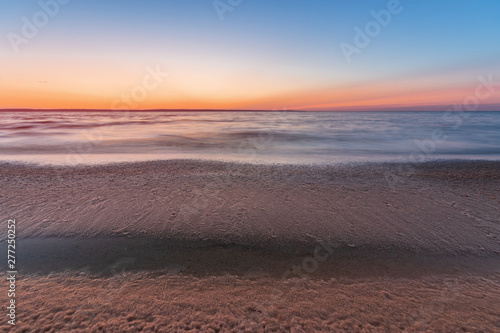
[{"x1": 6, "y1": 219, "x2": 16, "y2": 326}]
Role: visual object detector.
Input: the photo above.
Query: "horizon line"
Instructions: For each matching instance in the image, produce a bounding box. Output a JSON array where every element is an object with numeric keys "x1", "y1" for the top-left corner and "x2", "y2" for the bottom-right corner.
[{"x1": 1, "y1": 107, "x2": 500, "y2": 112}]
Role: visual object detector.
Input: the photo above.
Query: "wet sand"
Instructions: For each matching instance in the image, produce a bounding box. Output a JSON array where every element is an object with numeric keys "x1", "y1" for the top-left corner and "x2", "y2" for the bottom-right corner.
[{"x1": 0, "y1": 160, "x2": 499, "y2": 331}]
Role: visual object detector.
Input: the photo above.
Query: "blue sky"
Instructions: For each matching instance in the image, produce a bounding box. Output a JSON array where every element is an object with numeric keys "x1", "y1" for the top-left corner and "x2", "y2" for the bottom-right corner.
[{"x1": 1, "y1": 0, "x2": 499, "y2": 110}]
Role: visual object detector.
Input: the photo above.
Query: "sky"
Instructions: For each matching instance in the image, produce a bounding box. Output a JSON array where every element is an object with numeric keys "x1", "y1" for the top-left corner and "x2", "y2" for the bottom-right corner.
[{"x1": 1, "y1": 0, "x2": 500, "y2": 111}]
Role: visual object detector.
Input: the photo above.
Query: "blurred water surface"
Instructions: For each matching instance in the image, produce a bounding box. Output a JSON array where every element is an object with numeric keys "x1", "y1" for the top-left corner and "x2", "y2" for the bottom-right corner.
[{"x1": 1, "y1": 111, "x2": 499, "y2": 165}]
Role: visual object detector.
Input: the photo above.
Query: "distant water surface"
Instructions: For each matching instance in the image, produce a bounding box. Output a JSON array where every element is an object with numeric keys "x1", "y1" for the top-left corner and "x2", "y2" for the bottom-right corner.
[{"x1": 0, "y1": 111, "x2": 499, "y2": 165}]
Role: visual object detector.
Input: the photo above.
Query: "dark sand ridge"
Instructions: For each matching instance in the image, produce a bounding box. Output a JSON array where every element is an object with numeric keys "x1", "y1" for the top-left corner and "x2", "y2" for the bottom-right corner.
[{"x1": 1, "y1": 160, "x2": 499, "y2": 332}]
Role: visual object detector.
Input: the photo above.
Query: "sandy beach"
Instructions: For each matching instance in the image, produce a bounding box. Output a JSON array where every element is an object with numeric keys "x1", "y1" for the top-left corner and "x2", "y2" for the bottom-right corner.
[
  {"x1": 1, "y1": 160, "x2": 499, "y2": 332},
  {"x1": 3, "y1": 0, "x2": 500, "y2": 330}
]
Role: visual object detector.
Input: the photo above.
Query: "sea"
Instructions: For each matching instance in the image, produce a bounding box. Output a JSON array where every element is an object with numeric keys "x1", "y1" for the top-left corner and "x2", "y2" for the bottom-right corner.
[{"x1": 1, "y1": 110, "x2": 499, "y2": 165}]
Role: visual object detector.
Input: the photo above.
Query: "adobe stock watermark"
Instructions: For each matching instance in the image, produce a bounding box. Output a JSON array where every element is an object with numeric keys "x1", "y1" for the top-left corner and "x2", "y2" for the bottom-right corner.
[
  {"x1": 68, "y1": 256, "x2": 136, "y2": 329},
  {"x1": 213, "y1": 0, "x2": 243, "y2": 21},
  {"x1": 6, "y1": 218, "x2": 17, "y2": 326},
  {"x1": 236, "y1": 239, "x2": 337, "y2": 330},
  {"x1": 111, "y1": 65, "x2": 169, "y2": 110},
  {"x1": 175, "y1": 106, "x2": 288, "y2": 221},
  {"x1": 384, "y1": 73, "x2": 500, "y2": 189},
  {"x1": 340, "y1": 0, "x2": 412, "y2": 64},
  {"x1": 63, "y1": 64, "x2": 169, "y2": 165},
  {"x1": 7, "y1": 0, "x2": 71, "y2": 54},
  {"x1": 411, "y1": 74, "x2": 499, "y2": 160}
]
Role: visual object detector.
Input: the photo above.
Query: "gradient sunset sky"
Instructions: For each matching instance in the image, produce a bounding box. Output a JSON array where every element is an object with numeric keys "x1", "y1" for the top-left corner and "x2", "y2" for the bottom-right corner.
[{"x1": 1, "y1": 0, "x2": 500, "y2": 111}]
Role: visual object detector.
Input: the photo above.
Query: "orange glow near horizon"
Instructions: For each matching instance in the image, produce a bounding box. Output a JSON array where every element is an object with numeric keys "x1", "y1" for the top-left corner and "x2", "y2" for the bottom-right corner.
[
  {"x1": 2, "y1": 70, "x2": 500, "y2": 111},
  {"x1": 1, "y1": 52, "x2": 499, "y2": 111}
]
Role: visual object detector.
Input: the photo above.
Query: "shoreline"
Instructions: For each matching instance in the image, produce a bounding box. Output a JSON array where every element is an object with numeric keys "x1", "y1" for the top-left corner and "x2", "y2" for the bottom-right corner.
[
  {"x1": 2, "y1": 156, "x2": 500, "y2": 172},
  {"x1": 2, "y1": 156, "x2": 500, "y2": 168}
]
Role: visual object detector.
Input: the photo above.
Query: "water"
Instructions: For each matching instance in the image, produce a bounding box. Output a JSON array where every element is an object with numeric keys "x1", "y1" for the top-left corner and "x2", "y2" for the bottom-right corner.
[{"x1": 1, "y1": 111, "x2": 499, "y2": 165}]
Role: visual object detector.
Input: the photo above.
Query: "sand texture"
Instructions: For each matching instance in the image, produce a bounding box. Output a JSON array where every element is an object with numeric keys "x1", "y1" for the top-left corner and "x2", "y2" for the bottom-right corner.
[{"x1": 0, "y1": 160, "x2": 499, "y2": 332}]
